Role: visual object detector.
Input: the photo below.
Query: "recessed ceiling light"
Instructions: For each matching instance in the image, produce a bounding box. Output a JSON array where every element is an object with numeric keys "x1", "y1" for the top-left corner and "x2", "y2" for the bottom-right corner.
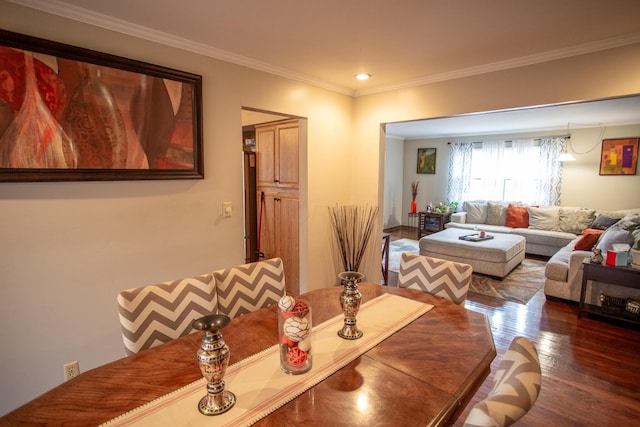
[{"x1": 355, "y1": 73, "x2": 371, "y2": 81}]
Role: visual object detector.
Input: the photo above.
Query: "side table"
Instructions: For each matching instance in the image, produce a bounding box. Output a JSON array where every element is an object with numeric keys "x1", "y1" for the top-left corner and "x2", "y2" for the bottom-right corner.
[
  {"x1": 579, "y1": 260, "x2": 640, "y2": 327},
  {"x1": 408, "y1": 212, "x2": 419, "y2": 230},
  {"x1": 418, "y1": 211, "x2": 451, "y2": 239}
]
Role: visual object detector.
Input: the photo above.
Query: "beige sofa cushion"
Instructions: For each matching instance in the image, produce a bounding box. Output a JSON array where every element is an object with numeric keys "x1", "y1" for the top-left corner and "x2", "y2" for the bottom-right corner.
[
  {"x1": 486, "y1": 202, "x2": 508, "y2": 226},
  {"x1": 558, "y1": 208, "x2": 596, "y2": 234},
  {"x1": 513, "y1": 227, "x2": 576, "y2": 248},
  {"x1": 528, "y1": 206, "x2": 560, "y2": 231},
  {"x1": 463, "y1": 201, "x2": 488, "y2": 224}
]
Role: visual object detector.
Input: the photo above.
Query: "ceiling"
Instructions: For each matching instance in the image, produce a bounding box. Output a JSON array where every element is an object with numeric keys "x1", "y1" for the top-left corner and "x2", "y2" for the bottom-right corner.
[{"x1": 10, "y1": 0, "x2": 640, "y2": 136}]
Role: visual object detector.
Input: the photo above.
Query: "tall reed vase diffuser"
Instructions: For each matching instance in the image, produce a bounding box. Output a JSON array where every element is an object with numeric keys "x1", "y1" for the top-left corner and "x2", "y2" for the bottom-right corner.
[
  {"x1": 410, "y1": 181, "x2": 419, "y2": 214},
  {"x1": 329, "y1": 204, "x2": 379, "y2": 340}
]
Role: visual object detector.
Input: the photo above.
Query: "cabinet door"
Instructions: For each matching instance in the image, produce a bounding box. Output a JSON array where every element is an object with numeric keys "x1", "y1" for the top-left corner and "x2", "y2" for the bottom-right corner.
[
  {"x1": 256, "y1": 120, "x2": 298, "y2": 188},
  {"x1": 256, "y1": 190, "x2": 299, "y2": 295},
  {"x1": 276, "y1": 123, "x2": 299, "y2": 188},
  {"x1": 256, "y1": 126, "x2": 276, "y2": 187},
  {"x1": 276, "y1": 192, "x2": 299, "y2": 295}
]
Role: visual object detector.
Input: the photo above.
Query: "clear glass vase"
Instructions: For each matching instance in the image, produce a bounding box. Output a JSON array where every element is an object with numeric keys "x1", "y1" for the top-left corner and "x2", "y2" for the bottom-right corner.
[{"x1": 278, "y1": 296, "x2": 312, "y2": 375}]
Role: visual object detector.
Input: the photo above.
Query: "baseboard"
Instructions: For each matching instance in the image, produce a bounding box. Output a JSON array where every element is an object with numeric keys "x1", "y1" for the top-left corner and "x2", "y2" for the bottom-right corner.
[
  {"x1": 384, "y1": 225, "x2": 416, "y2": 233},
  {"x1": 545, "y1": 294, "x2": 578, "y2": 305}
]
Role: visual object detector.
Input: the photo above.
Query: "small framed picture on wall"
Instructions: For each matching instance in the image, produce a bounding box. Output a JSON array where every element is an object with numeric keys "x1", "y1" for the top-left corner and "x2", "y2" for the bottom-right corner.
[
  {"x1": 599, "y1": 138, "x2": 639, "y2": 175},
  {"x1": 417, "y1": 148, "x2": 436, "y2": 174}
]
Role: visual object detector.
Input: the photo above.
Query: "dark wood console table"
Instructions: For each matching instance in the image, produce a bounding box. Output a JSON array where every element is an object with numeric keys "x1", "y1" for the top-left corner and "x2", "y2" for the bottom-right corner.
[
  {"x1": 418, "y1": 211, "x2": 451, "y2": 239},
  {"x1": 579, "y1": 261, "x2": 640, "y2": 327}
]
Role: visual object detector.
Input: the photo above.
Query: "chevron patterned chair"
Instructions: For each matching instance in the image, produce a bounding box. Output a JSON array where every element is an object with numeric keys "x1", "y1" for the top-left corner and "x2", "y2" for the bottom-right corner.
[
  {"x1": 117, "y1": 274, "x2": 218, "y2": 355},
  {"x1": 463, "y1": 336, "x2": 542, "y2": 427},
  {"x1": 397, "y1": 252, "x2": 472, "y2": 306},
  {"x1": 214, "y1": 257, "x2": 286, "y2": 319}
]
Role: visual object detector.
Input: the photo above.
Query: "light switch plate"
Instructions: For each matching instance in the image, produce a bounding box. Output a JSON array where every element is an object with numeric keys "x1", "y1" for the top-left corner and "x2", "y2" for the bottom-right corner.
[{"x1": 223, "y1": 201, "x2": 232, "y2": 217}]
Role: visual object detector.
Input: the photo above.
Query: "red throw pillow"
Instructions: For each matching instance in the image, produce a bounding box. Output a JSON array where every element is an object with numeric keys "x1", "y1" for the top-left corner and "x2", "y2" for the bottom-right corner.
[
  {"x1": 505, "y1": 204, "x2": 530, "y2": 228},
  {"x1": 574, "y1": 233, "x2": 600, "y2": 251},
  {"x1": 581, "y1": 228, "x2": 604, "y2": 237}
]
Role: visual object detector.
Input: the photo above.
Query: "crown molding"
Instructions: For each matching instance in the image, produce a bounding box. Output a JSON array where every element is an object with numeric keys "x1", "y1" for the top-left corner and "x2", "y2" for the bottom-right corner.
[
  {"x1": 354, "y1": 32, "x2": 640, "y2": 97},
  {"x1": 8, "y1": 0, "x2": 640, "y2": 99},
  {"x1": 6, "y1": 0, "x2": 356, "y2": 95}
]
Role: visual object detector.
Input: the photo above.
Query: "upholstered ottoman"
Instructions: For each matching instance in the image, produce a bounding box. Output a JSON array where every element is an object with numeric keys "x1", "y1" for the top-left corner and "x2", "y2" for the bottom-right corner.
[{"x1": 419, "y1": 228, "x2": 525, "y2": 278}]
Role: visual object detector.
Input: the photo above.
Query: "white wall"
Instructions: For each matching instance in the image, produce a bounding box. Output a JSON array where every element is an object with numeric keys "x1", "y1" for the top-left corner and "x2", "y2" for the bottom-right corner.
[
  {"x1": 562, "y1": 125, "x2": 640, "y2": 209},
  {"x1": 403, "y1": 139, "x2": 451, "y2": 215},
  {"x1": 3, "y1": 0, "x2": 640, "y2": 416},
  {"x1": 0, "y1": 2, "x2": 353, "y2": 415},
  {"x1": 383, "y1": 136, "x2": 404, "y2": 228},
  {"x1": 360, "y1": 44, "x2": 640, "y2": 244}
]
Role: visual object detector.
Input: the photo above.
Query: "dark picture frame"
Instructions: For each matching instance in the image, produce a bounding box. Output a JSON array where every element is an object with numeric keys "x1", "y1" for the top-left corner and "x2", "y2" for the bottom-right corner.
[
  {"x1": 599, "y1": 137, "x2": 639, "y2": 176},
  {"x1": 417, "y1": 148, "x2": 436, "y2": 174},
  {"x1": 0, "y1": 29, "x2": 204, "y2": 182}
]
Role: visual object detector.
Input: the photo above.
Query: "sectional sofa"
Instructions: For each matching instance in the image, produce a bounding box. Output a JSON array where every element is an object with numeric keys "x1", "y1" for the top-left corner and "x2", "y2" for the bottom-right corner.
[{"x1": 442, "y1": 201, "x2": 640, "y2": 303}]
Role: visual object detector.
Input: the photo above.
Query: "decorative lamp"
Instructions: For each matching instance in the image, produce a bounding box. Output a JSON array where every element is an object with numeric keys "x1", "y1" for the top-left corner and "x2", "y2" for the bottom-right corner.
[{"x1": 558, "y1": 152, "x2": 576, "y2": 162}]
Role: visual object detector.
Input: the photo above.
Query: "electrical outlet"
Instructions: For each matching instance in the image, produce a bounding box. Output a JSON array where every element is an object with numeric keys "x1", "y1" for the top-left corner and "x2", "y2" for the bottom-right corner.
[{"x1": 63, "y1": 361, "x2": 80, "y2": 381}]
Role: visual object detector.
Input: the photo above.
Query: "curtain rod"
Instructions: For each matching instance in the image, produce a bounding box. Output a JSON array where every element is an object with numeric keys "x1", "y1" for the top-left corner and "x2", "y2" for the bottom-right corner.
[{"x1": 447, "y1": 133, "x2": 570, "y2": 144}]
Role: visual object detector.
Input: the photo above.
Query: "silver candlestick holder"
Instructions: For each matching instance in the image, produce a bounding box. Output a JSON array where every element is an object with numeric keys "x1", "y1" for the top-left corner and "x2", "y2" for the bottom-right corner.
[
  {"x1": 337, "y1": 271, "x2": 364, "y2": 340},
  {"x1": 192, "y1": 314, "x2": 236, "y2": 416}
]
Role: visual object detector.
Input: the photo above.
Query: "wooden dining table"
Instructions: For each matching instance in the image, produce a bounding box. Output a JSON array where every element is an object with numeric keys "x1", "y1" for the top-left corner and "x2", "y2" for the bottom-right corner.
[{"x1": 0, "y1": 283, "x2": 495, "y2": 427}]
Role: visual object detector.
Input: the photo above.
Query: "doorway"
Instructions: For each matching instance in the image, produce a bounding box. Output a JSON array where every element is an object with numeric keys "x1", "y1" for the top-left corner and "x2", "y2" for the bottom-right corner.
[{"x1": 241, "y1": 107, "x2": 306, "y2": 295}]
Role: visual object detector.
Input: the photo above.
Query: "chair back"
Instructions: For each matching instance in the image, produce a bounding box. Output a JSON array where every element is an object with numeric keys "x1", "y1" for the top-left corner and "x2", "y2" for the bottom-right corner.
[
  {"x1": 117, "y1": 274, "x2": 217, "y2": 355},
  {"x1": 214, "y1": 257, "x2": 286, "y2": 319},
  {"x1": 463, "y1": 336, "x2": 542, "y2": 427},
  {"x1": 397, "y1": 252, "x2": 472, "y2": 306}
]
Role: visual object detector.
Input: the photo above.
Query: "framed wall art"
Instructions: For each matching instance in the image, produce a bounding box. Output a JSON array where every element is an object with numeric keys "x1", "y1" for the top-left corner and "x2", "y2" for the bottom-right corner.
[
  {"x1": 0, "y1": 29, "x2": 204, "y2": 182},
  {"x1": 599, "y1": 137, "x2": 639, "y2": 176},
  {"x1": 417, "y1": 148, "x2": 436, "y2": 174}
]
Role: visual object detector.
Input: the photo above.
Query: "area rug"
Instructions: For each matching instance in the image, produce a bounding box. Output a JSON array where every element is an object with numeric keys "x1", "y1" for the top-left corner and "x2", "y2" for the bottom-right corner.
[
  {"x1": 386, "y1": 238, "x2": 419, "y2": 286},
  {"x1": 385, "y1": 238, "x2": 545, "y2": 304},
  {"x1": 469, "y1": 259, "x2": 546, "y2": 305}
]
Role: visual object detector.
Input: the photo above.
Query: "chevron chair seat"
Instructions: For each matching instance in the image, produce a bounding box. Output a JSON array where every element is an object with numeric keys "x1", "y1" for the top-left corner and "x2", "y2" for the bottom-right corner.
[
  {"x1": 117, "y1": 274, "x2": 218, "y2": 355},
  {"x1": 214, "y1": 257, "x2": 286, "y2": 320},
  {"x1": 397, "y1": 253, "x2": 472, "y2": 306},
  {"x1": 463, "y1": 336, "x2": 542, "y2": 427}
]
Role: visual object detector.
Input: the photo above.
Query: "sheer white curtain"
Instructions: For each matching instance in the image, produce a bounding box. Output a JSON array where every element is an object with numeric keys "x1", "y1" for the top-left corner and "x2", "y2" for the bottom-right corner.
[
  {"x1": 508, "y1": 138, "x2": 541, "y2": 203},
  {"x1": 536, "y1": 137, "x2": 566, "y2": 205},
  {"x1": 447, "y1": 137, "x2": 566, "y2": 205},
  {"x1": 447, "y1": 142, "x2": 473, "y2": 203}
]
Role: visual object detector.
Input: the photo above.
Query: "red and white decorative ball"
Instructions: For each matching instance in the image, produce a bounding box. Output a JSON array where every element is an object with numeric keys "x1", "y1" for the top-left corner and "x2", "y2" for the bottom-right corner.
[
  {"x1": 278, "y1": 295, "x2": 296, "y2": 312},
  {"x1": 292, "y1": 300, "x2": 310, "y2": 317},
  {"x1": 286, "y1": 347, "x2": 308, "y2": 367},
  {"x1": 298, "y1": 337, "x2": 311, "y2": 352},
  {"x1": 283, "y1": 315, "x2": 310, "y2": 342}
]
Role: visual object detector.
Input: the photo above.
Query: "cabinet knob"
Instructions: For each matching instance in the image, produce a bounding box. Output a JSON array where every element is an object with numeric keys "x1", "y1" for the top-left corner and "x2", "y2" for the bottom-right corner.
[{"x1": 274, "y1": 179, "x2": 280, "y2": 183}]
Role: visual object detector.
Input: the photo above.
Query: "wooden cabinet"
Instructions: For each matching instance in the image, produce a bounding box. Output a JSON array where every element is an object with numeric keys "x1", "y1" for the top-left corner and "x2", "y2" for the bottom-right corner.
[
  {"x1": 579, "y1": 261, "x2": 640, "y2": 326},
  {"x1": 256, "y1": 120, "x2": 299, "y2": 189},
  {"x1": 418, "y1": 212, "x2": 451, "y2": 238},
  {"x1": 255, "y1": 119, "x2": 300, "y2": 294},
  {"x1": 257, "y1": 190, "x2": 299, "y2": 295}
]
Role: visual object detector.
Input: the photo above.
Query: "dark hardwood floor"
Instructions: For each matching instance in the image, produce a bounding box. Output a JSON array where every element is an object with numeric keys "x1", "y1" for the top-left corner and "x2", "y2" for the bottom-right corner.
[{"x1": 385, "y1": 227, "x2": 640, "y2": 426}]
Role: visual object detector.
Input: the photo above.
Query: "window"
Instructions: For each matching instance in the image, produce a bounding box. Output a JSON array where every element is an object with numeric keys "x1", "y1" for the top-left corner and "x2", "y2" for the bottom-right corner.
[{"x1": 448, "y1": 137, "x2": 565, "y2": 205}]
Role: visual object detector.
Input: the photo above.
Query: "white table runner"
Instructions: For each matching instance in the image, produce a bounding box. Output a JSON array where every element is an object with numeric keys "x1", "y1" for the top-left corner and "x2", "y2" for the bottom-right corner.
[{"x1": 100, "y1": 293, "x2": 433, "y2": 427}]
